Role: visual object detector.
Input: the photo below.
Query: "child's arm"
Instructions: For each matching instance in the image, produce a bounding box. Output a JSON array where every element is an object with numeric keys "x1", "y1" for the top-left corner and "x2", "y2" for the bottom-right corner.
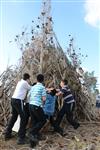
[
  {"x1": 56, "y1": 91, "x2": 63, "y2": 96},
  {"x1": 42, "y1": 87, "x2": 47, "y2": 104},
  {"x1": 42, "y1": 96, "x2": 46, "y2": 104}
]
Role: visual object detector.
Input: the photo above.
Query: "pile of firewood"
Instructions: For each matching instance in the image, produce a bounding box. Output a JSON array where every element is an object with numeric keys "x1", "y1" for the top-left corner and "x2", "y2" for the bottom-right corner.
[
  {"x1": 0, "y1": 42, "x2": 97, "y2": 126},
  {"x1": 0, "y1": 0, "x2": 98, "y2": 126}
]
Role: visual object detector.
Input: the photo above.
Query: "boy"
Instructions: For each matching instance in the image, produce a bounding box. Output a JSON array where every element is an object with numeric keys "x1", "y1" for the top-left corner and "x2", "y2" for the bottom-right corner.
[
  {"x1": 29, "y1": 74, "x2": 47, "y2": 148},
  {"x1": 54, "y1": 79, "x2": 80, "y2": 135},
  {"x1": 4, "y1": 73, "x2": 31, "y2": 144}
]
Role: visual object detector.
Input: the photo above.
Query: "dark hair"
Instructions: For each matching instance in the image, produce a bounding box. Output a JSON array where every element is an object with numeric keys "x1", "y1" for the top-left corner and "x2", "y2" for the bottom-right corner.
[
  {"x1": 37, "y1": 74, "x2": 44, "y2": 83},
  {"x1": 50, "y1": 89, "x2": 57, "y2": 96},
  {"x1": 32, "y1": 82, "x2": 37, "y2": 86},
  {"x1": 23, "y1": 73, "x2": 30, "y2": 80},
  {"x1": 62, "y1": 79, "x2": 68, "y2": 85}
]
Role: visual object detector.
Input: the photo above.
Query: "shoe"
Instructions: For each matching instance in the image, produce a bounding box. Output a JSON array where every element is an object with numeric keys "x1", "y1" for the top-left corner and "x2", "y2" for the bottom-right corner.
[
  {"x1": 30, "y1": 135, "x2": 38, "y2": 148},
  {"x1": 17, "y1": 138, "x2": 26, "y2": 145},
  {"x1": 4, "y1": 134, "x2": 12, "y2": 141},
  {"x1": 74, "y1": 123, "x2": 80, "y2": 129},
  {"x1": 30, "y1": 140, "x2": 37, "y2": 148}
]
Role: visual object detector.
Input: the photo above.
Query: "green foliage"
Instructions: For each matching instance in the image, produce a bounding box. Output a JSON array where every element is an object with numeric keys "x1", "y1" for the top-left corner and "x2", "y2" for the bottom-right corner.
[{"x1": 83, "y1": 71, "x2": 97, "y2": 93}]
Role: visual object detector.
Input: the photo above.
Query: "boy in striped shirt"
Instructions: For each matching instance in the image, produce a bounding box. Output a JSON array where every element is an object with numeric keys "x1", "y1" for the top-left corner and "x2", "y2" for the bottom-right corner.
[{"x1": 54, "y1": 79, "x2": 80, "y2": 135}]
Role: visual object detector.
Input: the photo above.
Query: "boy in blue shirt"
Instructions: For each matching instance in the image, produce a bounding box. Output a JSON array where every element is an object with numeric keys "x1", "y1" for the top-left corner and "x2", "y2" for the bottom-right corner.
[{"x1": 29, "y1": 74, "x2": 47, "y2": 148}]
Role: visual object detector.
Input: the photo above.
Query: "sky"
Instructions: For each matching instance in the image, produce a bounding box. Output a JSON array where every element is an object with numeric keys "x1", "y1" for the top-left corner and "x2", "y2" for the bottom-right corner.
[{"x1": 0, "y1": 0, "x2": 100, "y2": 89}]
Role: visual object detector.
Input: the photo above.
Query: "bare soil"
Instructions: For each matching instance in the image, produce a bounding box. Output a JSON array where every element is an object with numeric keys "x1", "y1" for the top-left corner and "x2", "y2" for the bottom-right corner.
[{"x1": 0, "y1": 122, "x2": 100, "y2": 150}]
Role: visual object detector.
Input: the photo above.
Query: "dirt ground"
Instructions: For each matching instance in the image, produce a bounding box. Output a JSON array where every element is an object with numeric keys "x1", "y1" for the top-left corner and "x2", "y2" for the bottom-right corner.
[{"x1": 0, "y1": 122, "x2": 100, "y2": 150}]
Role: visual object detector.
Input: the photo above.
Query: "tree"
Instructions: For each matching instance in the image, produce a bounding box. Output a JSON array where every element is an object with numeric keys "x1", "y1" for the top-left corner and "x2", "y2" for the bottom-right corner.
[{"x1": 83, "y1": 71, "x2": 97, "y2": 93}]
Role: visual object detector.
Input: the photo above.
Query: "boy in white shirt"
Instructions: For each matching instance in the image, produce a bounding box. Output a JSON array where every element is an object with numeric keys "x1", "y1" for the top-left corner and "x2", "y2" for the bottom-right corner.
[{"x1": 4, "y1": 73, "x2": 31, "y2": 144}]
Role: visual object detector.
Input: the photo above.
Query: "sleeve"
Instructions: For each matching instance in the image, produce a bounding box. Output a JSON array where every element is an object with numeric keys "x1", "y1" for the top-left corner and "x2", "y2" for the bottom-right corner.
[
  {"x1": 25, "y1": 82, "x2": 31, "y2": 90},
  {"x1": 42, "y1": 86, "x2": 46, "y2": 97},
  {"x1": 27, "y1": 90, "x2": 31, "y2": 99},
  {"x1": 60, "y1": 89, "x2": 66, "y2": 95}
]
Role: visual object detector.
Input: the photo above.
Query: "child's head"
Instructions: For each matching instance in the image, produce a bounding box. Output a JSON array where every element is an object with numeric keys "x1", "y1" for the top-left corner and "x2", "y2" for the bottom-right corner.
[
  {"x1": 23, "y1": 73, "x2": 30, "y2": 84},
  {"x1": 60, "y1": 79, "x2": 68, "y2": 88},
  {"x1": 50, "y1": 89, "x2": 57, "y2": 96},
  {"x1": 37, "y1": 74, "x2": 44, "y2": 83},
  {"x1": 23, "y1": 73, "x2": 30, "y2": 80}
]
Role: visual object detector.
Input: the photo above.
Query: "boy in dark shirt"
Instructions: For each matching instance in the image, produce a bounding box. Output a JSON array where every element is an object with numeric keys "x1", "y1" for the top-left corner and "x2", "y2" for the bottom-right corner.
[{"x1": 54, "y1": 79, "x2": 80, "y2": 135}]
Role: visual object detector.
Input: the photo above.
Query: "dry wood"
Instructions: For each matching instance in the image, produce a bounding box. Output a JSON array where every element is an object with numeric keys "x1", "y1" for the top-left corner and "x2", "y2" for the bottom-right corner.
[{"x1": 0, "y1": 0, "x2": 98, "y2": 126}]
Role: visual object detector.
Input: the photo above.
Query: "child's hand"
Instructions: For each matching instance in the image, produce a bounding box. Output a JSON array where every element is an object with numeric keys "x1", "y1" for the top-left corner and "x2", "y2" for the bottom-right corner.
[
  {"x1": 56, "y1": 89, "x2": 60, "y2": 92},
  {"x1": 56, "y1": 91, "x2": 63, "y2": 96},
  {"x1": 46, "y1": 87, "x2": 54, "y2": 92}
]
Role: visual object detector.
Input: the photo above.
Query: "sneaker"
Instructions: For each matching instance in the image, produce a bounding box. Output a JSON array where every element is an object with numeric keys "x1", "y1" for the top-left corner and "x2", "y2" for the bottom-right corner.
[
  {"x1": 74, "y1": 123, "x2": 80, "y2": 129},
  {"x1": 30, "y1": 140, "x2": 37, "y2": 148},
  {"x1": 17, "y1": 138, "x2": 26, "y2": 145},
  {"x1": 30, "y1": 135, "x2": 38, "y2": 148}
]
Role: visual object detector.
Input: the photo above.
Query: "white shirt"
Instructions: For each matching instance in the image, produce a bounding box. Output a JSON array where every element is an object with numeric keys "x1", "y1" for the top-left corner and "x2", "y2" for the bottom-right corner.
[{"x1": 12, "y1": 79, "x2": 31, "y2": 100}]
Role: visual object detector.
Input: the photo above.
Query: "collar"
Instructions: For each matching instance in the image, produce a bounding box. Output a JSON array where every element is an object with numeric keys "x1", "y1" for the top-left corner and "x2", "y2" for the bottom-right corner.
[
  {"x1": 63, "y1": 85, "x2": 68, "y2": 88},
  {"x1": 37, "y1": 82, "x2": 43, "y2": 85}
]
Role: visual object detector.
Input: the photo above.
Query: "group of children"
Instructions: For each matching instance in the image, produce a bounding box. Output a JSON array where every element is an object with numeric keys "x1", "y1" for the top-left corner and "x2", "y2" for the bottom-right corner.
[{"x1": 4, "y1": 73, "x2": 80, "y2": 148}]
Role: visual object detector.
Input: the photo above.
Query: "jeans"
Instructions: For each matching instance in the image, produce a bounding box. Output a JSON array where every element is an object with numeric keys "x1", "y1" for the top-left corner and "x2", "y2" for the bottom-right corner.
[
  {"x1": 5, "y1": 98, "x2": 26, "y2": 138},
  {"x1": 29, "y1": 104, "x2": 46, "y2": 135},
  {"x1": 24, "y1": 103, "x2": 30, "y2": 128}
]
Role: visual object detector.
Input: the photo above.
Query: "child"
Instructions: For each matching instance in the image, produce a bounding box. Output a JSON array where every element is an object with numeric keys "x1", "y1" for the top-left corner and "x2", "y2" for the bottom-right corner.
[
  {"x1": 43, "y1": 88, "x2": 57, "y2": 126},
  {"x1": 29, "y1": 74, "x2": 47, "y2": 148},
  {"x1": 54, "y1": 79, "x2": 80, "y2": 135},
  {"x1": 4, "y1": 73, "x2": 31, "y2": 144}
]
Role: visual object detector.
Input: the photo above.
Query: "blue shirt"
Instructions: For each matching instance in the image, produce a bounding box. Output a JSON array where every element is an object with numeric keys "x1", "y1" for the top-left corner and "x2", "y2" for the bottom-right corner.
[
  {"x1": 43, "y1": 93, "x2": 56, "y2": 116},
  {"x1": 29, "y1": 83, "x2": 46, "y2": 107}
]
